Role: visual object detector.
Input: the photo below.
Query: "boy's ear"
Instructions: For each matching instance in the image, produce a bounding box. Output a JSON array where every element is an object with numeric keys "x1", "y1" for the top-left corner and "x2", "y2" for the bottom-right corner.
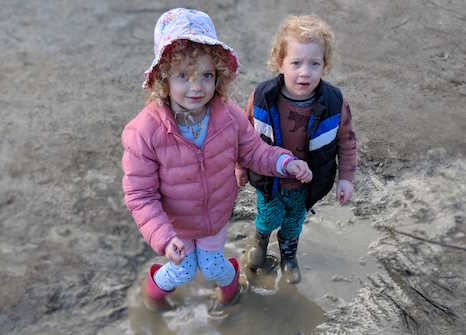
[{"x1": 277, "y1": 59, "x2": 285, "y2": 73}]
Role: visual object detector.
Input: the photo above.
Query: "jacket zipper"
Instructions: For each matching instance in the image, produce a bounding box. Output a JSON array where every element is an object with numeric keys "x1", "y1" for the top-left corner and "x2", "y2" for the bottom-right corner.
[
  {"x1": 196, "y1": 150, "x2": 211, "y2": 235},
  {"x1": 170, "y1": 115, "x2": 234, "y2": 236},
  {"x1": 170, "y1": 132, "x2": 213, "y2": 235}
]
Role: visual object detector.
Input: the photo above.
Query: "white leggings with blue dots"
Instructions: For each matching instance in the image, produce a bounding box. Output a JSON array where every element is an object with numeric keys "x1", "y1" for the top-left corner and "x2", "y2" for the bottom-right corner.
[{"x1": 154, "y1": 247, "x2": 235, "y2": 291}]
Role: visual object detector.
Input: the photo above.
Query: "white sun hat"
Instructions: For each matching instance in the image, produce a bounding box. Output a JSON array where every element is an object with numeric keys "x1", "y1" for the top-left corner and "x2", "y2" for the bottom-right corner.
[{"x1": 143, "y1": 8, "x2": 240, "y2": 88}]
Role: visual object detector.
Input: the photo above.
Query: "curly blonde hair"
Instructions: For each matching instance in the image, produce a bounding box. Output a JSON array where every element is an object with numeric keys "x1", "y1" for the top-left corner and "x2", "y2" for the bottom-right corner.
[
  {"x1": 145, "y1": 40, "x2": 236, "y2": 105},
  {"x1": 268, "y1": 15, "x2": 334, "y2": 74}
]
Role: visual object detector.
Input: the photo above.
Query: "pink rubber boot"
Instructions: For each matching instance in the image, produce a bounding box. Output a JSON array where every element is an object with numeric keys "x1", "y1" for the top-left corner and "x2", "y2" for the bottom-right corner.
[
  {"x1": 210, "y1": 258, "x2": 241, "y2": 311},
  {"x1": 144, "y1": 263, "x2": 175, "y2": 311}
]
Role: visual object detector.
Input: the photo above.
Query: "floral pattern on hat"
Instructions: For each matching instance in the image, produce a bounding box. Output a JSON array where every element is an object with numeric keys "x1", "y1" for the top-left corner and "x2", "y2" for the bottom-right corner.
[{"x1": 143, "y1": 8, "x2": 239, "y2": 88}]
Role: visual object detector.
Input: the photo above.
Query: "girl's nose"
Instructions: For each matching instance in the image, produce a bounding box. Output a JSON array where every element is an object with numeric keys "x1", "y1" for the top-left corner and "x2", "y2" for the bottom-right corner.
[{"x1": 188, "y1": 76, "x2": 202, "y2": 90}]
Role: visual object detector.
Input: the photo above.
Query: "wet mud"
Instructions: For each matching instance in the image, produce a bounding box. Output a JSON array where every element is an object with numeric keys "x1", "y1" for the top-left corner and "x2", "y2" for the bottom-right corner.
[
  {"x1": 128, "y1": 262, "x2": 325, "y2": 335},
  {"x1": 126, "y1": 205, "x2": 378, "y2": 335}
]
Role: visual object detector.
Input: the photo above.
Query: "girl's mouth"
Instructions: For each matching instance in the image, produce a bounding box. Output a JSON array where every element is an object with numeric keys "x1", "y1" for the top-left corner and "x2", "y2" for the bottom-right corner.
[{"x1": 187, "y1": 96, "x2": 204, "y2": 101}]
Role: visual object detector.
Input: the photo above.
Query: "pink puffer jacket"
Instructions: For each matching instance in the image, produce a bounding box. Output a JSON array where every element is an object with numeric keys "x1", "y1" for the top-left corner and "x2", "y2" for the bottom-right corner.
[{"x1": 122, "y1": 96, "x2": 290, "y2": 255}]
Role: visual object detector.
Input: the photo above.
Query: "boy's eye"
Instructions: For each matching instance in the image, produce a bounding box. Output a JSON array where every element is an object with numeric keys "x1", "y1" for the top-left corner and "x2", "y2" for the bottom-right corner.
[
  {"x1": 291, "y1": 61, "x2": 300, "y2": 66},
  {"x1": 312, "y1": 62, "x2": 321, "y2": 66},
  {"x1": 203, "y1": 72, "x2": 214, "y2": 79},
  {"x1": 177, "y1": 72, "x2": 187, "y2": 79}
]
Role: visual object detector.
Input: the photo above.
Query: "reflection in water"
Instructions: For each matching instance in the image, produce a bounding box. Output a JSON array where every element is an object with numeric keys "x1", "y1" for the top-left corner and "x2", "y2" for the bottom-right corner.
[{"x1": 128, "y1": 259, "x2": 326, "y2": 335}]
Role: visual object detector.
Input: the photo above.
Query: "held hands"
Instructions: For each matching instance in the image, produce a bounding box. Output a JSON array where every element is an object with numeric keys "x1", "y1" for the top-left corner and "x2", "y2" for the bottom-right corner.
[
  {"x1": 284, "y1": 159, "x2": 313, "y2": 183},
  {"x1": 235, "y1": 167, "x2": 248, "y2": 187},
  {"x1": 336, "y1": 179, "x2": 353, "y2": 205},
  {"x1": 165, "y1": 236, "x2": 185, "y2": 265}
]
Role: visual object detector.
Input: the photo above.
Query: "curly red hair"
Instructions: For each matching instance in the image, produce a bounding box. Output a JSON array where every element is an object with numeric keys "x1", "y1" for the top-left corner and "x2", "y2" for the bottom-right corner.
[
  {"x1": 145, "y1": 40, "x2": 236, "y2": 105},
  {"x1": 268, "y1": 15, "x2": 334, "y2": 74}
]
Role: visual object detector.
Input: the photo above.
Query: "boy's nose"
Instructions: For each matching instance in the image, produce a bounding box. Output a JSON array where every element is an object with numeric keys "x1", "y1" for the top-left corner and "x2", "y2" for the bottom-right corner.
[{"x1": 299, "y1": 67, "x2": 311, "y2": 77}]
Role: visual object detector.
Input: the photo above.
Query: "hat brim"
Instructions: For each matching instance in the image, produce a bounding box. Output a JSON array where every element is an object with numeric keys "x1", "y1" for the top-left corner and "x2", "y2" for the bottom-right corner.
[{"x1": 143, "y1": 35, "x2": 239, "y2": 88}]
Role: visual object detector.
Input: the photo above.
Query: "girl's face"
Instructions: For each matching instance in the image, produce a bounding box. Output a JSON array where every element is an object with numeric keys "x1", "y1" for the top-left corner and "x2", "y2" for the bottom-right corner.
[
  {"x1": 279, "y1": 37, "x2": 324, "y2": 100},
  {"x1": 168, "y1": 53, "x2": 216, "y2": 115}
]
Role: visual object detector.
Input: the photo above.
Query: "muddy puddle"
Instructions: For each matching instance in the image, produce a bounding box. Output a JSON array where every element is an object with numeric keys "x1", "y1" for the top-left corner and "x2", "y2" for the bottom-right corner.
[
  {"x1": 127, "y1": 198, "x2": 380, "y2": 334},
  {"x1": 128, "y1": 270, "x2": 325, "y2": 335}
]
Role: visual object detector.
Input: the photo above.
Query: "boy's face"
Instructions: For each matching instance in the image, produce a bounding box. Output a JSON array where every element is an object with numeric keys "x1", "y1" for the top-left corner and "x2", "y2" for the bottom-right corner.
[
  {"x1": 279, "y1": 37, "x2": 324, "y2": 100},
  {"x1": 168, "y1": 53, "x2": 216, "y2": 115}
]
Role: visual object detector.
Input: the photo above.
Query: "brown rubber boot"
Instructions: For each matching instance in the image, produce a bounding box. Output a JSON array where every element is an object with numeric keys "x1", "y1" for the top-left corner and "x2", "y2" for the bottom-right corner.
[
  {"x1": 277, "y1": 231, "x2": 301, "y2": 284},
  {"x1": 247, "y1": 230, "x2": 271, "y2": 271}
]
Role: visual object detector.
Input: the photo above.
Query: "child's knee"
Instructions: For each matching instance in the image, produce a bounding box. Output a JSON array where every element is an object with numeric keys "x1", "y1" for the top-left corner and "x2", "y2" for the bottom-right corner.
[
  {"x1": 199, "y1": 266, "x2": 219, "y2": 282},
  {"x1": 175, "y1": 261, "x2": 197, "y2": 284},
  {"x1": 255, "y1": 212, "x2": 283, "y2": 233},
  {"x1": 184, "y1": 270, "x2": 196, "y2": 284},
  {"x1": 256, "y1": 196, "x2": 286, "y2": 232},
  {"x1": 199, "y1": 259, "x2": 220, "y2": 281},
  {"x1": 156, "y1": 253, "x2": 197, "y2": 289},
  {"x1": 199, "y1": 259, "x2": 233, "y2": 283},
  {"x1": 197, "y1": 250, "x2": 230, "y2": 282}
]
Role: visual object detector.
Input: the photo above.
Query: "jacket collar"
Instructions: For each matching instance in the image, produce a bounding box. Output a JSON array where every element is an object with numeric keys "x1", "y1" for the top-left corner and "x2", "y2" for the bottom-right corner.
[
  {"x1": 263, "y1": 74, "x2": 327, "y2": 107},
  {"x1": 261, "y1": 74, "x2": 328, "y2": 138},
  {"x1": 263, "y1": 74, "x2": 284, "y2": 108},
  {"x1": 146, "y1": 95, "x2": 232, "y2": 135}
]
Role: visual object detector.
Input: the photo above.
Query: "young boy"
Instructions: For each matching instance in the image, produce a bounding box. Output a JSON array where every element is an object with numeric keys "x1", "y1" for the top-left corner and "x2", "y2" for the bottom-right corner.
[{"x1": 235, "y1": 14, "x2": 357, "y2": 284}]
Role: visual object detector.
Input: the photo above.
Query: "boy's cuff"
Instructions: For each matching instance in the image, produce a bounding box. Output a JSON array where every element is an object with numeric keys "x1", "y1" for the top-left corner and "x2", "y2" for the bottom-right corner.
[{"x1": 338, "y1": 171, "x2": 354, "y2": 183}]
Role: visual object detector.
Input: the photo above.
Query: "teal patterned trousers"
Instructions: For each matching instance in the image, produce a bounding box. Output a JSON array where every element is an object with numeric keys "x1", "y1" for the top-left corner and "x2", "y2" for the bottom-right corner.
[{"x1": 255, "y1": 187, "x2": 307, "y2": 239}]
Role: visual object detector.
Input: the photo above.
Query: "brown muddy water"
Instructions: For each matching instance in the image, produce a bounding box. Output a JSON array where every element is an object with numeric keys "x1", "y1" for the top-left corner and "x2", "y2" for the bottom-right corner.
[{"x1": 127, "y1": 203, "x2": 379, "y2": 334}]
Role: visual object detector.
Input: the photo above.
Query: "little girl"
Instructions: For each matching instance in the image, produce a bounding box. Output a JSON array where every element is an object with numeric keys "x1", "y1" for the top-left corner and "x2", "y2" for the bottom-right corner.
[{"x1": 121, "y1": 8, "x2": 312, "y2": 311}]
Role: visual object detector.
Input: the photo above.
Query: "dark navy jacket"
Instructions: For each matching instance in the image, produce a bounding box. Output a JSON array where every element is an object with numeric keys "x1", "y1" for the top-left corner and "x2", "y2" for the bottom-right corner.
[{"x1": 248, "y1": 74, "x2": 343, "y2": 210}]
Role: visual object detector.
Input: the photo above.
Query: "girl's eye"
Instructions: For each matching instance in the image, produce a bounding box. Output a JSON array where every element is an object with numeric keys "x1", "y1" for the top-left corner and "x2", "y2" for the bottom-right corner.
[
  {"x1": 291, "y1": 61, "x2": 300, "y2": 66},
  {"x1": 312, "y1": 62, "x2": 321, "y2": 66},
  {"x1": 177, "y1": 72, "x2": 186, "y2": 79},
  {"x1": 203, "y1": 72, "x2": 214, "y2": 79}
]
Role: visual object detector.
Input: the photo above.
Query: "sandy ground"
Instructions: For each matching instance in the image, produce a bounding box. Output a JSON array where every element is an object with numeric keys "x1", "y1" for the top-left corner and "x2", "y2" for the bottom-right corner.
[{"x1": 1, "y1": 1, "x2": 465, "y2": 334}]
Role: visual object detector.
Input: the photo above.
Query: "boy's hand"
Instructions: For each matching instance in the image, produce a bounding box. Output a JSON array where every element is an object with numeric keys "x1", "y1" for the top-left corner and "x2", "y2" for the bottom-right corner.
[
  {"x1": 165, "y1": 236, "x2": 185, "y2": 265},
  {"x1": 285, "y1": 160, "x2": 313, "y2": 183},
  {"x1": 336, "y1": 179, "x2": 353, "y2": 204},
  {"x1": 235, "y1": 167, "x2": 248, "y2": 187}
]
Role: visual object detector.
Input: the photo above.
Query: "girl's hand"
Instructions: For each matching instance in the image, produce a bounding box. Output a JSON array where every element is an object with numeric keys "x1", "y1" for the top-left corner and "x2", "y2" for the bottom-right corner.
[
  {"x1": 235, "y1": 167, "x2": 248, "y2": 187},
  {"x1": 285, "y1": 160, "x2": 313, "y2": 183},
  {"x1": 165, "y1": 236, "x2": 185, "y2": 265},
  {"x1": 336, "y1": 179, "x2": 353, "y2": 204}
]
